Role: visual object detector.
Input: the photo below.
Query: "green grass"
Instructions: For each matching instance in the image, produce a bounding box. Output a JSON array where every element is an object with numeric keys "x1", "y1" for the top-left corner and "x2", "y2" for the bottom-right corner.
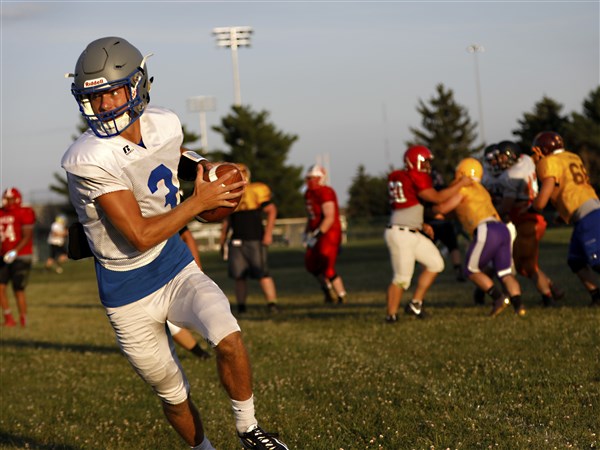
[{"x1": 1, "y1": 227, "x2": 598, "y2": 449}]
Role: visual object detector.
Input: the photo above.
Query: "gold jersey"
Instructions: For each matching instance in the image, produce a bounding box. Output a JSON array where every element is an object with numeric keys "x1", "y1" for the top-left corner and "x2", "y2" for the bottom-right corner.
[
  {"x1": 236, "y1": 182, "x2": 272, "y2": 211},
  {"x1": 536, "y1": 151, "x2": 598, "y2": 224},
  {"x1": 454, "y1": 182, "x2": 501, "y2": 236}
]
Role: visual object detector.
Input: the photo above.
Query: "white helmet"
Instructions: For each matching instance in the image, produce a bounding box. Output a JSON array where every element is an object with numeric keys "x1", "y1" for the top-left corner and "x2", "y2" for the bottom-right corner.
[{"x1": 306, "y1": 164, "x2": 326, "y2": 179}]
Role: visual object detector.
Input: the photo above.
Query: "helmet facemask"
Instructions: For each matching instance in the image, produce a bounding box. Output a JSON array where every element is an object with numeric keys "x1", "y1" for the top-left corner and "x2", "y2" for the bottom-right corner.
[{"x1": 72, "y1": 64, "x2": 149, "y2": 138}]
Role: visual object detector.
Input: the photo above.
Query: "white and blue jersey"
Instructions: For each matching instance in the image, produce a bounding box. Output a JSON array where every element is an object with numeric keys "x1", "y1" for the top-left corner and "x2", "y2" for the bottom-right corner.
[{"x1": 61, "y1": 106, "x2": 193, "y2": 307}]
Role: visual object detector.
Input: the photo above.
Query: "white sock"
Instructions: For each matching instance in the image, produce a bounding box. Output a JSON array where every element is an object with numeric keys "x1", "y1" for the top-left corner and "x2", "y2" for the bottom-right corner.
[
  {"x1": 191, "y1": 437, "x2": 214, "y2": 450},
  {"x1": 231, "y1": 395, "x2": 257, "y2": 434}
]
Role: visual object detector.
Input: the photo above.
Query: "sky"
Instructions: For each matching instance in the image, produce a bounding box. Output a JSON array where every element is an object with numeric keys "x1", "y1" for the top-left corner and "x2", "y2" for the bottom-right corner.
[{"x1": 1, "y1": 1, "x2": 598, "y2": 207}]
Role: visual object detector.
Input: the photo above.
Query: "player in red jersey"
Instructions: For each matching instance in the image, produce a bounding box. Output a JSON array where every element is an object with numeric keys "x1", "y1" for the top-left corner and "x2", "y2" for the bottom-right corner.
[
  {"x1": 0, "y1": 187, "x2": 36, "y2": 327},
  {"x1": 303, "y1": 164, "x2": 348, "y2": 304},
  {"x1": 385, "y1": 146, "x2": 471, "y2": 322}
]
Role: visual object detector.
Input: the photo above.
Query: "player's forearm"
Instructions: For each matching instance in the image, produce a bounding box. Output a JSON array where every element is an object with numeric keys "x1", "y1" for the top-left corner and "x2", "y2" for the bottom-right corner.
[
  {"x1": 98, "y1": 190, "x2": 200, "y2": 252},
  {"x1": 263, "y1": 206, "x2": 277, "y2": 236},
  {"x1": 533, "y1": 178, "x2": 555, "y2": 211},
  {"x1": 436, "y1": 180, "x2": 466, "y2": 203},
  {"x1": 129, "y1": 203, "x2": 202, "y2": 252}
]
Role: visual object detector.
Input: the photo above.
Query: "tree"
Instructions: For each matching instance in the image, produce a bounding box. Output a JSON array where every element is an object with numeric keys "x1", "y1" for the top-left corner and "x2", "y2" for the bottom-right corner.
[
  {"x1": 511, "y1": 95, "x2": 569, "y2": 150},
  {"x1": 407, "y1": 83, "x2": 482, "y2": 179},
  {"x1": 346, "y1": 165, "x2": 389, "y2": 219},
  {"x1": 563, "y1": 86, "x2": 600, "y2": 190},
  {"x1": 210, "y1": 105, "x2": 305, "y2": 217}
]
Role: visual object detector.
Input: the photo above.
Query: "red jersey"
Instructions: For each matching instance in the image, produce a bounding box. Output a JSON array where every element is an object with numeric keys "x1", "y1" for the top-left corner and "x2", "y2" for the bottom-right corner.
[
  {"x1": 0, "y1": 205, "x2": 36, "y2": 256},
  {"x1": 388, "y1": 169, "x2": 433, "y2": 210},
  {"x1": 387, "y1": 169, "x2": 433, "y2": 210},
  {"x1": 305, "y1": 185, "x2": 341, "y2": 233}
]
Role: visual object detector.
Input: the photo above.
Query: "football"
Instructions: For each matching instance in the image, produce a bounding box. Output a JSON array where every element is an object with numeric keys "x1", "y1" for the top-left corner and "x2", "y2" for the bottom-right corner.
[{"x1": 195, "y1": 163, "x2": 244, "y2": 223}]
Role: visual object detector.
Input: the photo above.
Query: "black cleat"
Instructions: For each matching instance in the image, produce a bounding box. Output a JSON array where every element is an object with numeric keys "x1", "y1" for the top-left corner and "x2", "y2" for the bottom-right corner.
[
  {"x1": 238, "y1": 425, "x2": 289, "y2": 450},
  {"x1": 385, "y1": 314, "x2": 398, "y2": 323},
  {"x1": 404, "y1": 301, "x2": 425, "y2": 319}
]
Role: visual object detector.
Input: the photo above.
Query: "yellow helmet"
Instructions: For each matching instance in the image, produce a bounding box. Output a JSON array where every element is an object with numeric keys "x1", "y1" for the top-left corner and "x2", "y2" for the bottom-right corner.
[{"x1": 455, "y1": 157, "x2": 483, "y2": 182}]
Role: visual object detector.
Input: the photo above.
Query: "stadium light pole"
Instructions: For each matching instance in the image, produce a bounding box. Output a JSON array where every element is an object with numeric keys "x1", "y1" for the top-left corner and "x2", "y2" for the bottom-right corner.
[
  {"x1": 213, "y1": 26, "x2": 253, "y2": 106},
  {"x1": 467, "y1": 43, "x2": 486, "y2": 144},
  {"x1": 187, "y1": 96, "x2": 217, "y2": 150}
]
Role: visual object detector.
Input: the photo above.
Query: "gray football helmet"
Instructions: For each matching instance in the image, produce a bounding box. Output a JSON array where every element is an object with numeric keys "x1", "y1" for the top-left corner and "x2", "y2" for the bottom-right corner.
[{"x1": 69, "y1": 37, "x2": 152, "y2": 138}]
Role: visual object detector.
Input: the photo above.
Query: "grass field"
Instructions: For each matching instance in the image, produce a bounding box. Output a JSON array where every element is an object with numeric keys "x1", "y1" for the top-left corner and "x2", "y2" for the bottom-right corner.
[{"x1": 1, "y1": 227, "x2": 598, "y2": 450}]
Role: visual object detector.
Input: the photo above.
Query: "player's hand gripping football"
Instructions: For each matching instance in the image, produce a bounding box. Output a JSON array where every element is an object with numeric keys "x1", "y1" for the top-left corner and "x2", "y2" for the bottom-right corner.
[{"x1": 190, "y1": 162, "x2": 246, "y2": 215}]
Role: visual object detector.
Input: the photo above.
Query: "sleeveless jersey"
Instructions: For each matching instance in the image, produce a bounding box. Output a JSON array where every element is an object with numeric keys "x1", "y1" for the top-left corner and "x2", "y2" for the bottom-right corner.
[
  {"x1": 454, "y1": 182, "x2": 501, "y2": 236},
  {"x1": 0, "y1": 206, "x2": 36, "y2": 256},
  {"x1": 536, "y1": 150, "x2": 598, "y2": 224},
  {"x1": 61, "y1": 106, "x2": 192, "y2": 307}
]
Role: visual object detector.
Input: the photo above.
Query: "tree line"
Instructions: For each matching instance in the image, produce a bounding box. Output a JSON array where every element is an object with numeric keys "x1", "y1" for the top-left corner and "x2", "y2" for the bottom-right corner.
[{"x1": 52, "y1": 84, "x2": 600, "y2": 220}]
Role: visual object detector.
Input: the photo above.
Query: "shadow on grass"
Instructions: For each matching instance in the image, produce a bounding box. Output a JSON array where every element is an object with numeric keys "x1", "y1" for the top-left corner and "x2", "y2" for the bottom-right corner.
[
  {"x1": 231, "y1": 301, "x2": 386, "y2": 322},
  {"x1": 0, "y1": 339, "x2": 119, "y2": 354},
  {"x1": 0, "y1": 431, "x2": 80, "y2": 449},
  {"x1": 42, "y1": 303, "x2": 103, "y2": 309}
]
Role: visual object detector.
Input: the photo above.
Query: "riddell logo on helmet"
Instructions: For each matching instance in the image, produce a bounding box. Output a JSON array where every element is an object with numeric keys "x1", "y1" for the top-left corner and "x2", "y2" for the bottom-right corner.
[{"x1": 84, "y1": 78, "x2": 108, "y2": 88}]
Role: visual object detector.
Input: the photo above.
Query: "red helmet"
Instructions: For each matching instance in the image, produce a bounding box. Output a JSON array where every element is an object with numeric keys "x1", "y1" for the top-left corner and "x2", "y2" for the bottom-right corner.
[
  {"x1": 404, "y1": 145, "x2": 433, "y2": 173},
  {"x1": 2, "y1": 187, "x2": 22, "y2": 209},
  {"x1": 532, "y1": 131, "x2": 564, "y2": 158}
]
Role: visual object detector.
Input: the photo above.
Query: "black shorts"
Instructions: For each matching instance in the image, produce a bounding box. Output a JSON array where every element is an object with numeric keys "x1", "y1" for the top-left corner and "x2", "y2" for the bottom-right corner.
[
  {"x1": 228, "y1": 240, "x2": 270, "y2": 280},
  {"x1": 49, "y1": 244, "x2": 67, "y2": 259},
  {"x1": 0, "y1": 258, "x2": 32, "y2": 290}
]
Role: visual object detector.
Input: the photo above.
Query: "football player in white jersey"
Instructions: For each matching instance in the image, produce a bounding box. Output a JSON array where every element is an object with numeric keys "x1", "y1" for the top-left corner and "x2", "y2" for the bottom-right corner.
[
  {"x1": 61, "y1": 37, "x2": 288, "y2": 450},
  {"x1": 488, "y1": 141, "x2": 564, "y2": 306}
]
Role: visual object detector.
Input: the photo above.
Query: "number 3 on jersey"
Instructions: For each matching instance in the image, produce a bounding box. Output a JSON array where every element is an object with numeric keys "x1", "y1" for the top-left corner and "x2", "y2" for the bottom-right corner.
[{"x1": 389, "y1": 181, "x2": 407, "y2": 204}]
